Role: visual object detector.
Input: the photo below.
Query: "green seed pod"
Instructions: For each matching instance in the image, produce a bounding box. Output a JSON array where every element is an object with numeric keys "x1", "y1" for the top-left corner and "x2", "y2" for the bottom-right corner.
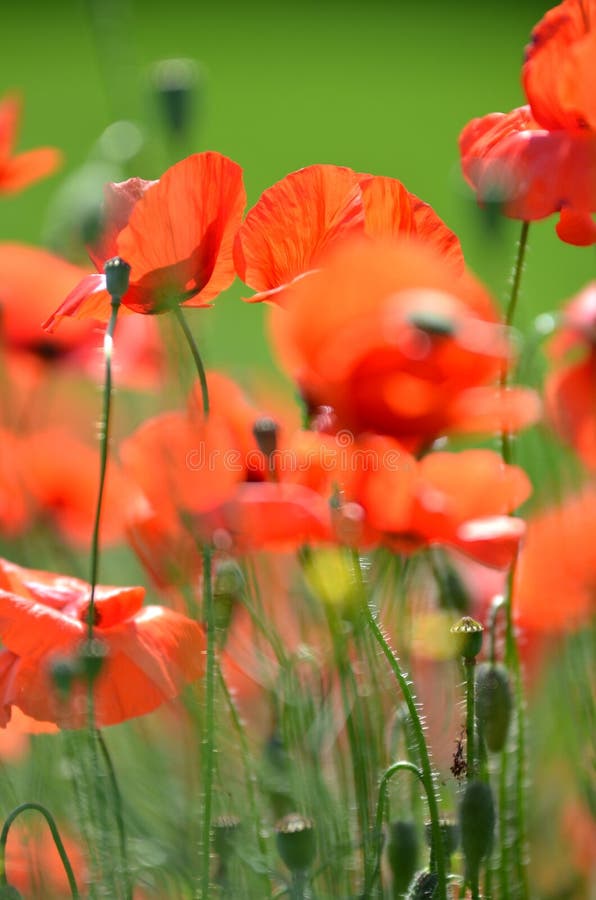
[
  {"x1": 450, "y1": 616, "x2": 484, "y2": 660},
  {"x1": 213, "y1": 560, "x2": 244, "y2": 644},
  {"x1": 476, "y1": 663, "x2": 513, "y2": 753},
  {"x1": 213, "y1": 814, "x2": 240, "y2": 862},
  {"x1": 386, "y1": 820, "x2": 419, "y2": 896},
  {"x1": 459, "y1": 780, "x2": 495, "y2": 883},
  {"x1": 252, "y1": 416, "x2": 279, "y2": 459},
  {"x1": 104, "y1": 256, "x2": 131, "y2": 299},
  {"x1": 405, "y1": 870, "x2": 438, "y2": 899},
  {"x1": 275, "y1": 813, "x2": 316, "y2": 873},
  {"x1": 77, "y1": 638, "x2": 109, "y2": 685},
  {"x1": 49, "y1": 656, "x2": 79, "y2": 698}
]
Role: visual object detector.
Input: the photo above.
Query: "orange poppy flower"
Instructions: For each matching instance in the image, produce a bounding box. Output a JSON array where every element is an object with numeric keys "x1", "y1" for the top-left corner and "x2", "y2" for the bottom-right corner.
[
  {"x1": 0, "y1": 428, "x2": 29, "y2": 538},
  {"x1": 19, "y1": 428, "x2": 137, "y2": 547},
  {"x1": 0, "y1": 557, "x2": 205, "y2": 728},
  {"x1": 0, "y1": 243, "x2": 166, "y2": 388},
  {"x1": 269, "y1": 237, "x2": 539, "y2": 451},
  {"x1": 459, "y1": 0, "x2": 596, "y2": 245},
  {"x1": 234, "y1": 165, "x2": 463, "y2": 304},
  {"x1": 43, "y1": 152, "x2": 246, "y2": 330},
  {"x1": 545, "y1": 282, "x2": 596, "y2": 469},
  {"x1": 0, "y1": 93, "x2": 61, "y2": 194},
  {"x1": 514, "y1": 488, "x2": 596, "y2": 632}
]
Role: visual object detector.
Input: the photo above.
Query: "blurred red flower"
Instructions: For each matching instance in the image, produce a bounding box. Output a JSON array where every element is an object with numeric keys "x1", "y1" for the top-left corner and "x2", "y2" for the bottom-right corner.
[
  {"x1": 545, "y1": 282, "x2": 596, "y2": 469},
  {"x1": 269, "y1": 237, "x2": 539, "y2": 451},
  {"x1": 0, "y1": 93, "x2": 62, "y2": 194},
  {"x1": 234, "y1": 164, "x2": 464, "y2": 305},
  {"x1": 0, "y1": 558, "x2": 205, "y2": 728},
  {"x1": 44, "y1": 152, "x2": 246, "y2": 329},
  {"x1": 459, "y1": 0, "x2": 596, "y2": 245}
]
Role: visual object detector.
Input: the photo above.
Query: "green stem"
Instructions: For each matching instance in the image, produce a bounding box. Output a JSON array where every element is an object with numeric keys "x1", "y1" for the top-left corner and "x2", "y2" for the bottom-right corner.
[
  {"x1": 97, "y1": 730, "x2": 132, "y2": 899},
  {"x1": 353, "y1": 555, "x2": 447, "y2": 900},
  {"x1": 200, "y1": 544, "x2": 216, "y2": 899},
  {"x1": 0, "y1": 803, "x2": 80, "y2": 898},
  {"x1": 465, "y1": 658, "x2": 477, "y2": 781},
  {"x1": 488, "y1": 596, "x2": 505, "y2": 665},
  {"x1": 499, "y1": 220, "x2": 530, "y2": 465},
  {"x1": 367, "y1": 761, "x2": 423, "y2": 896},
  {"x1": 172, "y1": 304, "x2": 209, "y2": 418}
]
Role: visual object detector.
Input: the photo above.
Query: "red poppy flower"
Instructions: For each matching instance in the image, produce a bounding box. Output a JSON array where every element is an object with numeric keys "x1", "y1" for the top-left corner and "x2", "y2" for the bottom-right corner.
[
  {"x1": 459, "y1": 0, "x2": 596, "y2": 245},
  {"x1": 0, "y1": 557, "x2": 205, "y2": 728},
  {"x1": 0, "y1": 242, "x2": 166, "y2": 387},
  {"x1": 269, "y1": 237, "x2": 539, "y2": 451},
  {"x1": 234, "y1": 165, "x2": 463, "y2": 304},
  {"x1": 545, "y1": 282, "x2": 596, "y2": 469},
  {"x1": 43, "y1": 152, "x2": 246, "y2": 330},
  {"x1": 0, "y1": 93, "x2": 61, "y2": 194},
  {"x1": 0, "y1": 429, "x2": 29, "y2": 538},
  {"x1": 19, "y1": 428, "x2": 137, "y2": 547},
  {"x1": 5, "y1": 822, "x2": 85, "y2": 898},
  {"x1": 513, "y1": 488, "x2": 596, "y2": 631}
]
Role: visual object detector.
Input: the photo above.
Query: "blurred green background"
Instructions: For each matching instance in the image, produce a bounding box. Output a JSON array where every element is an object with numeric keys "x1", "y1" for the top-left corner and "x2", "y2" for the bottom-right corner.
[{"x1": 1, "y1": 0, "x2": 593, "y2": 380}]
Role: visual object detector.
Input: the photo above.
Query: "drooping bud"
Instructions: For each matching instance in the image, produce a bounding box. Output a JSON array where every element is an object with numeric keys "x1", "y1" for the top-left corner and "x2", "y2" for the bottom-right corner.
[
  {"x1": 275, "y1": 813, "x2": 316, "y2": 873},
  {"x1": 104, "y1": 256, "x2": 131, "y2": 300},
  {"x1": 386, "y1": 820, "x2": 419, "y2": 896},
  {"x1": 424, "y1": 818, "x2": 460, "y2": 862},
  {"x1": 450, "y1": 616, "x2": 484, "y2": 661},
  {"x1": 459, "y1": 780, "x2": 495, "y2": 885},
  {"x1": 476, "y1": 662, "x2": 513, "y2": 753},
  {"x1": 151, "y1": 58, "x2": 201, "y2": 140}
]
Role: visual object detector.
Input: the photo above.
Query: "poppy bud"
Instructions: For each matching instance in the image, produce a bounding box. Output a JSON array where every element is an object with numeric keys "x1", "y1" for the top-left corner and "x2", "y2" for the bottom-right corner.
[
  {"x1": 275, "y1": 813, "x2": 316, "y2": 873},
  {"x1": 152, "y1": 58, "x2": 201, "y2": 140},
  {"x1": 0, "y1": 886, "x2": 23, "y2": 899},
  {"x1": 459, "y1": 780, "x2": 495, "y2": 884},
  {"x1": 252, "y1": 416, "x2": 279, "y2": 459},
  {"x1": 405, "y1": 870, "x2": 438, "y2": 899},
  {"x1": 476, "y1": 663, "x2": 513, "y2": 753},
  {"x1": 49, "y1": 656, "x2": 79, "y2": 698},
  {"x1": 386, "y1": 820, "x2": 419, "y2": 896},
  {"x1": 213, "y1": 814, "x2": 241, "y2": 862},
  {"x1": 213, "y1": 560, "x2": 244, "y2": 643},
  {"x1": 77, "y1": 638, "x2": 109, "y2": 685},
  {"x1": 450, "y1": 616, "x2": 484, "y2": 661},
  {"x1": 104, "y1": 257, "x2": 131, "y2": 300}
]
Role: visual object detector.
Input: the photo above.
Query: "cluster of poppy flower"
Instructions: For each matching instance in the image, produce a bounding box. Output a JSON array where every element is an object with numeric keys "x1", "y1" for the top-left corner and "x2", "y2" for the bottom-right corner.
[{"x1": 0, "y1": 0, "x2": 594, "y2": 894}]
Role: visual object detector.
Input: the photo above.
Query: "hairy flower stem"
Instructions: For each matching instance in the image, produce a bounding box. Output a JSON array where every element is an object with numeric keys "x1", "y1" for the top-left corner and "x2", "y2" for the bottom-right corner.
[
  {"x1": 465, "y1": 658, "x2": 477, "y2": 781},
  {"x1": 172, "y1": 304, "x2": 210, "y2": 417},
  {"x1": 498, "y1": 221, "x2": 531, "y2": 900},
  {"x1": 0, "y1": 802, "x2": 80, "y2": 897},
  {"x1": 351, "y1": 554, "x2": 447, "y2": 900},
  {"x1": 367, "y1": 761, "x2": 423, "y2": 896},
  {"x1": 97, "y1": 730, "x2": 132, "y2": 899},
  {"x1": 200, "y1": 545, "x2": 216, "y2": 900}
]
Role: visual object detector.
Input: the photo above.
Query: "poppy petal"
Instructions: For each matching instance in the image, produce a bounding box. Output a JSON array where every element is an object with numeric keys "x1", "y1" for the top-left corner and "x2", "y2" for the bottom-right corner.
[{"x1": 0, "y1": 147, "x2": 62, "y2": 194}]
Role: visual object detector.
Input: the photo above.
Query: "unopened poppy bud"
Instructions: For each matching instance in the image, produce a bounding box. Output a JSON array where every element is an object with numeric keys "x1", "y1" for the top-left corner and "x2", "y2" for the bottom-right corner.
[
  {"x1": 0, "y1": 885, "x2": 23, "y2": 899},
  {"x1": 459, "y1": 780, "x2": 495, "y2": 884},
  {"x1": 252, "y1": 416, "x2": 279, "y2": 459},
  {"x1": 213, "y1": 560, "x2": 244, "y2": 641},
  {"x1": 424, "y1": 818, "x2": 460, "y2": 860},
  {"x1": 405, "y1": 870, "x2": 438, "y2": 899},
  {"x1": 77, "y1": 638, "x2": 109, "y2": 684},
  {"x1": 152, "y1": 58, "x2": 201, "y2": 139},
  {"x1": 386, "y1": 820, "x2": 418, "y2": 895},
  {"x1": 451, "y1": 616, "x2": 484, "y2": 660},
  {"x1": 476, "y1": 662, "x2": 513, "y2": 753},
  {"x1": 104, "y1": 257, "x2": 131, "y2": 300},
  {"x1": 275, "y1": 813, "x2": 316, "y2": 873},
  {"x1": 213, "y1": 814, "x2": 241, "y2": 862},
  {"x1": 50, "y1": 656, "x2": 79, "y2": 698}
]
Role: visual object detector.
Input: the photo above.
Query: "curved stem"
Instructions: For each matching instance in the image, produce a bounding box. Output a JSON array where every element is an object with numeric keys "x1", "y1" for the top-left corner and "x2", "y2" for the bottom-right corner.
[
  {"x1": 367, "y1": 761, "x2": 423, "y2": 896},
  {"x1": 172, "y1": 304, "x2": 209, "y2": 418},
  {"x1": 200, "y1": 544, "x2": 216, "y2": 899},
  {"x1": 97, "y1": 730, "x2": 132, "y2": 899},
  {"x1": 488, "y1": 595, "x2": 505, "y2": 665},
  {"x1": 0, "y1": 802, "x2": 80, "y2": 898}
]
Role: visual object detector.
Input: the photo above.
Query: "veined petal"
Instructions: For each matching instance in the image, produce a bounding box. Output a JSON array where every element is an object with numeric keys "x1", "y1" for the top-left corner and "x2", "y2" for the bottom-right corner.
[{"x1": 234, "y1": 164, "x2": 365, "y2": 300}]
